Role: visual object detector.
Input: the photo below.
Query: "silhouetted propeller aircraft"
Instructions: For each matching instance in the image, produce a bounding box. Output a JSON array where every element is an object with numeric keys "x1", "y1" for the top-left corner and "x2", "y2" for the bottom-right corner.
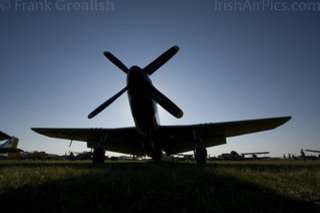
[{"x1": 32, "y1": 45, "x2": 291, "y2": 164}]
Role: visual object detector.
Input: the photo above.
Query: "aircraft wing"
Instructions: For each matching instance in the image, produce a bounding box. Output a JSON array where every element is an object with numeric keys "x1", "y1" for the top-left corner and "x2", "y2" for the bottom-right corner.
[
  {"x1": 241, "y1": 152, "x2": 270, "y2": 155},
  {"x1": 0, "y1": 148, "x2": 23, "y2": 153},
  {"x1": 305, "y1": 149, "x2": 320, "y2": 154},
  {"x1": 0, "y1": 131, "x2": 10, "y2": 141},
  {"x1": 158, "y1": 116, "x2": 291, "y2": 154},
  {"x1": 32, "y1": 116, "x2": 291, "y2": 156},
  {"x1": 31, "y1": 127, "x2": 143, "y2": 155}
]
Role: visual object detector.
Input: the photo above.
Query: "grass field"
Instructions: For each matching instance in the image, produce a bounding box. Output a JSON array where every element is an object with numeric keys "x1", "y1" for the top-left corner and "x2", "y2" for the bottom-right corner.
[{"x1": 0, "y1": 160, "x2": 319, "y2": 212}]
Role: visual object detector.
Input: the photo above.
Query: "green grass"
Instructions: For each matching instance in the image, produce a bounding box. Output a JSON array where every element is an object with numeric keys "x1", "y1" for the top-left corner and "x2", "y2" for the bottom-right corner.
[{"x1": 0, "y1": 160, "x2": 319, "y2": 212}]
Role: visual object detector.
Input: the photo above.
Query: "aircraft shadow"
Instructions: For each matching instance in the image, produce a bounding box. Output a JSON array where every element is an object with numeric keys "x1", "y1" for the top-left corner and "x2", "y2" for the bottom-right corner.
[{"x1": 0, "y1": 162, "x2": 318, "y2": 212}]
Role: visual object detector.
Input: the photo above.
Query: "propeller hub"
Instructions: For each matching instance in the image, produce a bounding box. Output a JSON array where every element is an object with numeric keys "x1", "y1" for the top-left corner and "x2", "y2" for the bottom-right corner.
[
  {"x1": 88, "y1": 46, "x2": 180, "y2": 119},
  {"x1": 127, "y1": 66, "x2": 151, "y2": 89}
]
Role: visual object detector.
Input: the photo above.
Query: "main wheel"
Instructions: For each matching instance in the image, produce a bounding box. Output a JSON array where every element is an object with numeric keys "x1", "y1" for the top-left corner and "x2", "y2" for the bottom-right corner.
[
  {"x1": 92, "y1": 148, "x2": 105, "y2": 163},
  {"x1": 195, "y1": 147, "x2": 207, "y2": 164},
  {"x1": 152, "y1": 150, "x2": 162, "y2": 163}
]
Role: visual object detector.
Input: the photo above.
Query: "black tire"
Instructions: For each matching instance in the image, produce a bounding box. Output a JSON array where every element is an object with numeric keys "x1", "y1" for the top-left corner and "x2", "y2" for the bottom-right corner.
[
  {"x1": 195, "y1": 148, "x2": 207, "y2": 164},
  {"x1": 93, "y1": 148, "x2": 105, "y2": 163},
  {"x1": 152, "y1": 150, "x2": 162, "y2": 163}
]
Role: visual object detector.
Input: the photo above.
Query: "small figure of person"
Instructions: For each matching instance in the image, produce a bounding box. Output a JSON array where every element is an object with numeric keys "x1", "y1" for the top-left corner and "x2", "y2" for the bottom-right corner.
[{"x1": 300, "y1": 148, "x2": 306, "y2": 161}]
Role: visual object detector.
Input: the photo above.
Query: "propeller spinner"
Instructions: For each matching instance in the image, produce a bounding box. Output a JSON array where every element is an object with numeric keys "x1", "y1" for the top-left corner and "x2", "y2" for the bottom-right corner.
[{"x1": 88, "y1": 45, "x2": 182, "y2": 119}]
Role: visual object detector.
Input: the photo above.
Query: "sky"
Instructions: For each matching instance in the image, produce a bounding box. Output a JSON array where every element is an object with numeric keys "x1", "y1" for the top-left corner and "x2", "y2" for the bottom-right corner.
[{"x1": 0, "y1": 0, "x2": 320, "y2": 157}]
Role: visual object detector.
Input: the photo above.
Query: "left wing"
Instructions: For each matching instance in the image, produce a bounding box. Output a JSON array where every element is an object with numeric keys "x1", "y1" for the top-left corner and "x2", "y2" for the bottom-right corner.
[{"x1": 32, "y1": 127, "x2": 143, "y2": 155}]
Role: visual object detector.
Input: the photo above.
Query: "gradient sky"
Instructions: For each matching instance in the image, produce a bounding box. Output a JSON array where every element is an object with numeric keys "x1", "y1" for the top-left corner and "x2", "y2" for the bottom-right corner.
[{"x1": 1, "y1": 0, "x2": 319, "y2": 157}]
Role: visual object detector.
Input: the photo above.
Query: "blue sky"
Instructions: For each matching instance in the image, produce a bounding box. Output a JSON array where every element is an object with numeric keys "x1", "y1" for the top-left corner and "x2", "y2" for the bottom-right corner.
[{"x1": 1, "y1": 0, "x2": 319, "y2": 157}]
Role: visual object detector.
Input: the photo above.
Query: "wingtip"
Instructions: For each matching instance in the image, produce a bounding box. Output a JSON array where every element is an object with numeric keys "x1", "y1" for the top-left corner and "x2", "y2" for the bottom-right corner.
[
  {"x1": 284, "y1": 116, "x2": 292, "y2": 121},
  {"x1": 31, "y1": 127, "x2": 40, "y2": 132},
  {"x1": 277, "y1": 116, "x2": 292, "y2": 126}
]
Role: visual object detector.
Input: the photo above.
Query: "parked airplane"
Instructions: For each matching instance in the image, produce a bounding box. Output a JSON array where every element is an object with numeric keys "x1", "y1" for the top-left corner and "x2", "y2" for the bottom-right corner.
[
  {"x1": 305, "y1": 149, "x2": 320, "y2": 154},
  {"x1": 218, "y1": 151, "x2": 244, "y2": 161},
  {"x1": 0, "y1": 131, "x2": 22, "y2": 158},
  {"x1": 32, "y1": 45, "x2": 291, "y2": 164},
  {"x1": 241, "y1": 152, "x2": 270, "y2": 160},
  {"x1": 305, "y1": 149, "x2": 320, "y2": 159},
  {"x1": 74, "y1": 151, "x2": 93, "y2": 160}
]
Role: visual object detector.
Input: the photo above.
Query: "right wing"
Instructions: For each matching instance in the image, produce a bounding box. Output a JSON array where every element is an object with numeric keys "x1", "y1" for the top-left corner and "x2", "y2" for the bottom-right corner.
[
  {"x1": 31, "y1": 127, "x2": 143, "y2": 156},
  {"x1": 158, "y1": 116, "x2": 291, "y2": 154}
]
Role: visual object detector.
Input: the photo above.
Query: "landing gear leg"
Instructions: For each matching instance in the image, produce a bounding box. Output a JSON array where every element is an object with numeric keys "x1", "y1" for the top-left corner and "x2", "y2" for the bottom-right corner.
[
  {"x1": 193, "y1": 129, "x2": 207, "y2": 164},
  {"x1": 93, "y1": 133, "x2": 107, "y2": 163},
  {"x1": 149, "y1": 131, "x2": 162, "y2": 163},
  {"x1": 152, "y1": 149, "x2": 162, "y2": 163},
  {"x1": 93, "y1": 147, "x2": 105, "y2": 163}
]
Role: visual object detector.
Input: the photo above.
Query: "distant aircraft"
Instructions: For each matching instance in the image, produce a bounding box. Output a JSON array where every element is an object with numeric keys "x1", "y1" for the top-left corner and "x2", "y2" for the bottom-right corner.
[
  {"x1": 0, "y1": 131, "x2": 22, "y2": 158},
  {"x1": 218, "y1": 151, "x2": 244, "y2": 161},
  {"x1": 43, "y1": 153, "x2": 64, "y2": 160},
  {"x1": 305, "y1": 149, "x2": 320, "y2": 160},
  {"x1": 305, "y1": 149, "x2": 320, "y2": 154},
  {"x1": 241, "y1": 152, "x2": 270, "y2": 160},
  {"x1": 32, "y1": 45, "x2": 291, "y2": 164},
  {"x1": 74, "y1": 151, "x2": 93, "y2": 160}
]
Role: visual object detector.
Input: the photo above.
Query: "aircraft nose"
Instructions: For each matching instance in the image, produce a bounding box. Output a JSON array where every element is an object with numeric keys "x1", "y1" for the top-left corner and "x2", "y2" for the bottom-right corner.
[{"x1": 127, "y1": 66, "x2": 143, "y2": 86}]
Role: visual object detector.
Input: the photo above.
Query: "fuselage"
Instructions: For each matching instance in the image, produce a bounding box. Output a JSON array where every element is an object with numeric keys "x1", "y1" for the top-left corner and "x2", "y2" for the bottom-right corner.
[{"x1": 127, "y1": 66, "x2": 160, "y2": 135}]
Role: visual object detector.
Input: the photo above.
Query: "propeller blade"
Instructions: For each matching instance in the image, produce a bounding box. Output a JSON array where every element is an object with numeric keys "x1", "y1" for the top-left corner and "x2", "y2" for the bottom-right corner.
[
  {"x1": 147, "y1": 84, "x2": 183, "y2": 118},
  {"x1": 143, "y1": 45, "x2": 179, "y2": 75},
  {"x1": 103, "y1": 51, "x2": 129, "y2": 74},
  {"x1": 0, "y1": 131, "x2": 11, "y2": 141},
  {"x1": 88, "y1": 86, "x2": 128, "y2": 119}
]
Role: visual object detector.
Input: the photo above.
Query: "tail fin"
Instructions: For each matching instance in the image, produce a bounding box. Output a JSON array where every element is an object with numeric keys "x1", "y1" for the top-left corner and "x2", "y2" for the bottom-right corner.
[{"x1": 11, "y1": 137, "x2": 19, "y2": 149}]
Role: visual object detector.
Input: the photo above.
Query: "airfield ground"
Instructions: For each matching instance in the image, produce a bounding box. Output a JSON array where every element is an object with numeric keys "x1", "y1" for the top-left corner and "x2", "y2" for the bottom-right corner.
[{"x1": 0, "y1": 160, "x2": 319, "y2": 212}]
